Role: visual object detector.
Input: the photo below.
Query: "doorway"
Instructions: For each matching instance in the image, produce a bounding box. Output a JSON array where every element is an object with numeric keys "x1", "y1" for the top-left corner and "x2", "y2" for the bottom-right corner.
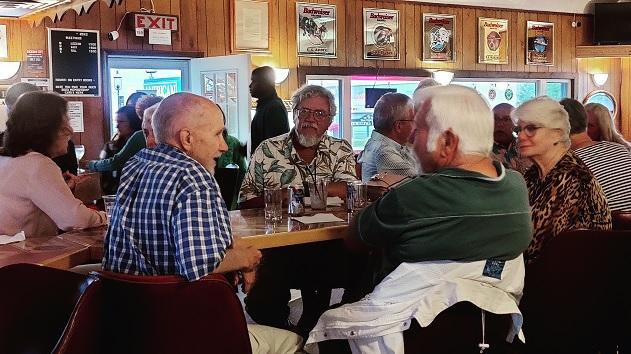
[{"x1": 105, "y1": 56, "x2": 190, "y2": 137}]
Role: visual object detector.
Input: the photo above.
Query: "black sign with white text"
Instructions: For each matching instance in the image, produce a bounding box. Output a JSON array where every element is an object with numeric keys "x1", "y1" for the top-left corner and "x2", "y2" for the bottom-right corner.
[{"x1": 48, "y1": 28, "x2": 100, "y2": 96}]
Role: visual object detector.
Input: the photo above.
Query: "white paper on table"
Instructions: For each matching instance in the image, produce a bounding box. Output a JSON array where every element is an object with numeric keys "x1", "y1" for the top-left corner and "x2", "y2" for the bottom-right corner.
[
  {"x1": 291, "y1": 213, "x2": 345, "y2": 224},
  {"x1": 303, "y1": 196, "x2": 344, "y2": 206},
  {"x1": 0, "y1": 231, "x2": 25, "y2": 245}
]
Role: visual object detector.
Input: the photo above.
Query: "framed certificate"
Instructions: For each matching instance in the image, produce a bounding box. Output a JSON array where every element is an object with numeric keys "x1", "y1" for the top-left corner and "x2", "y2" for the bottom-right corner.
[{"x1": 231, "y1": 0, "x2": 270, "y2": 53}]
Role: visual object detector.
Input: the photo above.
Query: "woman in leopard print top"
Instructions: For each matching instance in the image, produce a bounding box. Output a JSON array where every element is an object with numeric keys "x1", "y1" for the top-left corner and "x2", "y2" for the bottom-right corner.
[{"x1": 512, "y1": 97, "x2": 611, "y2": 264}]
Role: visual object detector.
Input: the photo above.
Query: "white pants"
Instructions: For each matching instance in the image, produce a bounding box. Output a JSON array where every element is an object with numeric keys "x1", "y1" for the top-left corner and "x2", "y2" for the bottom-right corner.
[{"x1": 248, "y1": 324, "x2": 303, "y2": 354}]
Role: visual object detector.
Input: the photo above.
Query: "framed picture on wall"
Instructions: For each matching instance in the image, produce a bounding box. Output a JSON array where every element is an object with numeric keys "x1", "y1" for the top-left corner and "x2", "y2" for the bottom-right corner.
[
  {"x1": 478, "y1": 17, "x2": 509, "y2": 64},
  {"x1": 296, "y1": 3, "x2": 337, "y2": 58},
  {"x1": 363, "y1": 8, "x2": 400, "y2": 60},
  {"x1": 231, "y1": 0, "x2": 270, "y2": 53},
  {"x1": 526, "y1": 21, "x2": 554, "y2": 66},
  {"x1": 422, "y1": 13, "x2": 455, "y2": 62}
]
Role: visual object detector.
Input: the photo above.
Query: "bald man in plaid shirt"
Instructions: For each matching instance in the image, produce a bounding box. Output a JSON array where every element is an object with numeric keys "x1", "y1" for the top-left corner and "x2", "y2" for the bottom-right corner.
[{"x1": 103, "y1": 93, "x2": 302, "y2": 353}]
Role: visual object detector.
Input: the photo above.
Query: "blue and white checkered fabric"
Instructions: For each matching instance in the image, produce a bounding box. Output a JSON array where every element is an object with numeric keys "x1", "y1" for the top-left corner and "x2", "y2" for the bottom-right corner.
[{"x1": 103, "y1": 144, "x2": 232, "y2": 281}]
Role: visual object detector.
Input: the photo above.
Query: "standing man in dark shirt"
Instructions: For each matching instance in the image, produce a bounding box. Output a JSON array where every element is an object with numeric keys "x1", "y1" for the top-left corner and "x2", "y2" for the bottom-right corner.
[{"x1": 249, "y1": 66, "x2": 289, "y2": 155}]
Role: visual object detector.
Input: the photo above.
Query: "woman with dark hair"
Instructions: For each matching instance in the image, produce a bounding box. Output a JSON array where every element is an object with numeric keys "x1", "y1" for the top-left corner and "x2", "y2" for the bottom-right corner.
[
  {"x1": 87, "y1": 96, "x2": 162, "y2": 188},
  {"x1": 0, "y1": 91, "x2": 106, "y2": 237},
  {"x1": 90, "y1": 105, "x2": 142, "y2": 194}
]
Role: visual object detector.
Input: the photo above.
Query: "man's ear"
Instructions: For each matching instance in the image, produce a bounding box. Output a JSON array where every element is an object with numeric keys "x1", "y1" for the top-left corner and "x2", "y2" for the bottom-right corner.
[
  {"x1": 439, "y1": 129, "x2": 459, "y2": 161},
  {"x1": 179, "y1": 129, "x2": 193, "y2": 153}
]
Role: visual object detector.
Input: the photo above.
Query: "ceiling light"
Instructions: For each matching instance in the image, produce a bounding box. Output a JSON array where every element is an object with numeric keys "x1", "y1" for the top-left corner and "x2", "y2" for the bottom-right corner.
[{"x1": 432, "y1": 70, "x2": 454, "y2": 86}]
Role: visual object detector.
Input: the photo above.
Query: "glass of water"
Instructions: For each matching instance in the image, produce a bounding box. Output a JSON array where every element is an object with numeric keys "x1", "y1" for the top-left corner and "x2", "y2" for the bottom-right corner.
[
  {"x1": 264, "y1": 188, "x2": 283, "y2": 223},
  {"x1": 74, "y1": 144, "x2": 85, "y2": 173}
]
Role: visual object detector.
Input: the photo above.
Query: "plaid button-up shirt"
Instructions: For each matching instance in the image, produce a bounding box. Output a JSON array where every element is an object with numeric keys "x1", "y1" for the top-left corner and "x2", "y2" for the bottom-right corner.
[{"x1": 103, "y1": 144, "x2": 232, "y2": 281}]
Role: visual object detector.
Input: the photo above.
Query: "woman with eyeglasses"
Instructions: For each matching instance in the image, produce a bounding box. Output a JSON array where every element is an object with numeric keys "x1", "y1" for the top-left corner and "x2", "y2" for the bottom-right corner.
[
  {"x1": 0, "y1": 91, "x2": 107, "y2": 237},
  {"x1": 512, "y1": 96, "x2": 611, "y2": 264}
]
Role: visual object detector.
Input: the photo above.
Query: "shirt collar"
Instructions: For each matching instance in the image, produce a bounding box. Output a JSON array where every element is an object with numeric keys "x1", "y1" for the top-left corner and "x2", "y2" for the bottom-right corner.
[{"x1": 372, "y1": 130, "x2": 406, "y2": 149}]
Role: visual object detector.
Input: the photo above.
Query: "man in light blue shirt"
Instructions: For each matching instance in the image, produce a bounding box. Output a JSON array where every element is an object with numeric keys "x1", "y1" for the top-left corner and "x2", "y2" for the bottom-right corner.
[{"x1": 359, "y1": 92, "x2": 418, "y2": 181}]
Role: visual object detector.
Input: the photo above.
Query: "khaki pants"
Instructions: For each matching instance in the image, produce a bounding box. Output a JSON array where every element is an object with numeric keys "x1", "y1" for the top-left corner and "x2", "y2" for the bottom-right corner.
[{"x1": 248, "y1": 324, "x2": 303, "y2": 354}]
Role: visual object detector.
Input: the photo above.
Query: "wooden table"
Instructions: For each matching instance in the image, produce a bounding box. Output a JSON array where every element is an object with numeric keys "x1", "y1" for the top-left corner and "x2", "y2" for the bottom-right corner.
[{"x1": 0, "y1": 207, "x2": 352, "y2": 269}]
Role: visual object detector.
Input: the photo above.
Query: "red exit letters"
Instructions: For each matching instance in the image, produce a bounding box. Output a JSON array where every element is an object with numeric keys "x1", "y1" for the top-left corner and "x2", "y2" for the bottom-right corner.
[{"x1": 133, "y1": 13, "x2": 178, "y2": 31}]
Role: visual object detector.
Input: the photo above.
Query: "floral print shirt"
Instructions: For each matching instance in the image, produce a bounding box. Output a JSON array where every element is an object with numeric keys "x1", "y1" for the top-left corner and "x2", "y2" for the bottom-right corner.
[{"x1": 239, "y1": 130, "x2": 358, "y2": 202}]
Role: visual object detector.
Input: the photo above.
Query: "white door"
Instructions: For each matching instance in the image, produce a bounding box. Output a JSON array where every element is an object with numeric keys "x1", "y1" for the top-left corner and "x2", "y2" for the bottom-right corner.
[{"x1": 190, "y1": 54, "x2": 251, "y2": 147}]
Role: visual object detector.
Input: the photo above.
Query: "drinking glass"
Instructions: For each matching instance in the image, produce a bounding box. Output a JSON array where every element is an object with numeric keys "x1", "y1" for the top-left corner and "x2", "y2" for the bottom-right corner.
[
  {"x1": 352, "y1": 182, "x2": 368, "y2": 209},
  {"x1": 74, "y1": 144, "x2": 86, "y2": 174},
  {"x1": 264, "y1": 188, "x2": 283, "y2": 222},
  {"x1": 102, "y1": 194, "x2": 116, "y2": 221},
  {"x1": 307, "y1": 179, "x2": 328, "y2": 210}
]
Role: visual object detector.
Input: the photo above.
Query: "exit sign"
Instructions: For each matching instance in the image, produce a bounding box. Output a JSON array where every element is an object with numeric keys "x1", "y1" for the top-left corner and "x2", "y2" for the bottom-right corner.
[{"x1": 132, "y1": 13, "x2": 178, "y2": 31}]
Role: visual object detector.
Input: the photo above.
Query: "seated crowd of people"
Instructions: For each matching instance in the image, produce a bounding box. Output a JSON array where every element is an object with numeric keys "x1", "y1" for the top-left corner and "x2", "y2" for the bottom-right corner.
[{"x1": 1, "y1": 68, "x2": 630, "y2": 353}]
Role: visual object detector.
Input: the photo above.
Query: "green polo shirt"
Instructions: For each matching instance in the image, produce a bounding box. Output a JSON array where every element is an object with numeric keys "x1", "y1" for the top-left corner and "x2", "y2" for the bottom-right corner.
[{"x1": 357, "y1": 162, "x2": 533, "y2": 284}]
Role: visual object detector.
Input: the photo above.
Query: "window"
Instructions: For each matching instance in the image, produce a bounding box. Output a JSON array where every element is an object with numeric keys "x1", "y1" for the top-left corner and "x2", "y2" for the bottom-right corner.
[{"x1": 306, "y1": 75, "x2": 571, "y2": 151}]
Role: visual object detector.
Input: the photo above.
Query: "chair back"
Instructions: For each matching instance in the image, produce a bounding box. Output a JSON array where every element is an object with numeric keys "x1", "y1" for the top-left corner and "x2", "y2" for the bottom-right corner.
[
  {"x1": 0, "y1": 263, "x2": 92, "y2": 354},
  {"x1": 521, "y1": 229, "x2": 631, "y2": 354},
  {"x1": 612, "y1": 211, "x2": 631, "y2": 231},
  {"x1": 64, "y1": 271, "x2": 252, "y2": 354},
  {"x1": 214, "y1": 167, "x2": 243, "y2": 210},
  {"x1": 403, "y1": 301, "x2": 515, "y2": 354}
]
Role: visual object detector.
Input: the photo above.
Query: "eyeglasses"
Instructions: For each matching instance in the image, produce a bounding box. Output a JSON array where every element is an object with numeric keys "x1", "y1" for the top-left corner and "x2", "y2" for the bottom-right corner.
[
  {"x1": 394, "y1": 119, "x2": 415, "y2": 125},
  {"x1": 512, "y1": 124, "x2": 542, "y2": 138},
  {"x1": 295, "y1": 107, "x2": 331, "y2": 121}
]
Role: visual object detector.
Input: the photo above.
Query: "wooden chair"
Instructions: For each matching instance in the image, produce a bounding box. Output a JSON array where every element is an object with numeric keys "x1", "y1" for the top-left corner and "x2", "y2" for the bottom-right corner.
[
  {"x1": 612, "y1": 211, "x2": 631, "y2": 231},
  {"x1": 0, "y1": 263, "x2": 93, "y2": 354},
  {"x1": 520, "y1": 229, "x2": 631, "y2": 354},
  {"x1": 54, "y1": 272, "x2": 252, "y2": 354}
]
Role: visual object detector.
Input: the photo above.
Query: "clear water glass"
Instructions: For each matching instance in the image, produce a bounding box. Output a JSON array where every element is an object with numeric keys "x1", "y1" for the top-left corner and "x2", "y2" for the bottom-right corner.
[
  {"x1": 264, "y1": 188, "x2": 283, "y2": 222},
  {"x1": 307, "y1": 179, "x2": 328, "y2": 210}
]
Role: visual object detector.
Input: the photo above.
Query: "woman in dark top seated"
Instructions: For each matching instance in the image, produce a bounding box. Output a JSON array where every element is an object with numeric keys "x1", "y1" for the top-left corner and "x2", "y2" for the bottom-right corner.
[
  {"x1": 94, "y1": 105, "x2": 141, "y2": 194},
  {"x1": 512, "y1": 96, "x2": 611, "y2": 264}
]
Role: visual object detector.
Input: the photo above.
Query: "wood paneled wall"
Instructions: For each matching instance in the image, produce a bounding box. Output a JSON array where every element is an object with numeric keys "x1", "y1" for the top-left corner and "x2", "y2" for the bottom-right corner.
[{"x1": 4, "y1": 0, "x2": 627, "y2": 157}]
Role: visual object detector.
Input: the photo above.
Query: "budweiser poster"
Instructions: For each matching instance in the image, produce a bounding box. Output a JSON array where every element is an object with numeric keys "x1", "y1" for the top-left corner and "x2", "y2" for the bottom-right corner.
[
  {"x1": 363, "y1": 8, "x2": 400, "y2": 60},
  {"x1": 422, "y1": 13, "x2": 455, "y2": 62},
  {"x1": 526, "y1": 21, "x2": 554, "y2": 66},
  {"x1": 296, "y1": 3, "x2": 337, "y2": 58},
  {"x1": 478, "y1": 18, "x2": 509, "y2": 64}
]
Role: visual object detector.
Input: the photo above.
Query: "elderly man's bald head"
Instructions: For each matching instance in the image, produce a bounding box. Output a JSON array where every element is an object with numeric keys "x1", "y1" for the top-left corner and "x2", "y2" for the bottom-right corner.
[
  {"x1": 153, "y1": 92, "x2": 219, "y2": 143},
  {"x1": 152, "y1": 92, "x2": 227, "y2": 172}
]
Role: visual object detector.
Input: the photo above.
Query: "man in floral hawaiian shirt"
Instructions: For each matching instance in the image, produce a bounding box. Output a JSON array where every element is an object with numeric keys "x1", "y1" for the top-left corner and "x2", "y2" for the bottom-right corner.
[
  {"x1": 240, "y1": 84, "x2": 359, "y2": 338},
  {"x1": 239, "y1": 84, "x2": 357, "y2": 208}
]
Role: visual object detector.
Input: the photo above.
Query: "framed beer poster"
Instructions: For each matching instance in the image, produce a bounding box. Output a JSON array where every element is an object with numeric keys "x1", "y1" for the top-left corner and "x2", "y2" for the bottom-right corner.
[
  {"x1": 422, "y1": 13, "x2": 455, "y2": 62},
  {"x1": 363, "y1": 8, "x2": 400, "y2": 60},
  {"x1": 478, "y1": 18, "x2": 509, "y2": 64},
  {"x1": 296, "y1": 3, "x2": 337, "y2": 58},
  {"x1": 526, "y1": 21, "x2": 554, "y2": 66}
]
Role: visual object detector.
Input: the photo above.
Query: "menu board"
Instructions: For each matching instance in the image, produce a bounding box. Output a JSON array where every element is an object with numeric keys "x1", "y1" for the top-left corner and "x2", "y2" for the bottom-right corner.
[{"x1": 48, "y1": 28, "x2": 100, "y2": 97}]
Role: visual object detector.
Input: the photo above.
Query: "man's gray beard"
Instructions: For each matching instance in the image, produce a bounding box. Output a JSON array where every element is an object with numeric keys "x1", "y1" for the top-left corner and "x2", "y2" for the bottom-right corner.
[{"x1": 297, "y1": 133, "x2": 324, "y2": 148}]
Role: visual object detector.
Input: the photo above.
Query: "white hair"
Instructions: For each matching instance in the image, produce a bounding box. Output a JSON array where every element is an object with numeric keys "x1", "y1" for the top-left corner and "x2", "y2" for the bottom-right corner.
[
  {"x1": 415, "y1": 84, "x2": 493, "y2": 156},
  {"x1": 413, "y1": 78, "x2": 440, "y2": 111},
  {"x1": 291, "y1": 84, "x2": 337, "y2": 118},
  {"x1": 512, "y1": 96, "x2": 570, "y2": 146}
]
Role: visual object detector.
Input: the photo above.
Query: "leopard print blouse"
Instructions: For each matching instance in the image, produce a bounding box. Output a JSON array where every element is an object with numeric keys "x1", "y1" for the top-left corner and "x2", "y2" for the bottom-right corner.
[{"x1": 524, "y1": 150, "x2": 612, "y2": 263}]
